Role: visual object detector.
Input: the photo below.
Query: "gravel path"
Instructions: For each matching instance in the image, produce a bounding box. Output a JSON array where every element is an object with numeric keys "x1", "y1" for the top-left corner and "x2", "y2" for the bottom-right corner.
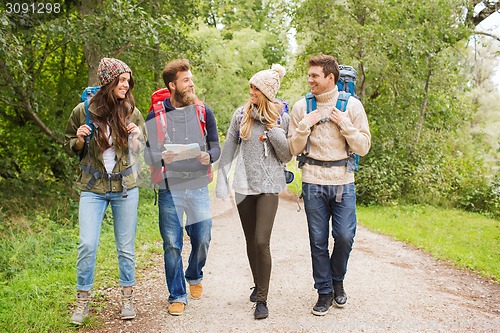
[{"x1": 83, "y1": 194, "x2": 500, "y2": 333}]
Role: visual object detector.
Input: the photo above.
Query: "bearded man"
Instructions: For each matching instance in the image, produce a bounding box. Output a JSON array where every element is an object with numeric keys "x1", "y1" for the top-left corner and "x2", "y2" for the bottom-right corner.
[{"x1": 144, "y1": 58, "x2": 220, "y2": 316}]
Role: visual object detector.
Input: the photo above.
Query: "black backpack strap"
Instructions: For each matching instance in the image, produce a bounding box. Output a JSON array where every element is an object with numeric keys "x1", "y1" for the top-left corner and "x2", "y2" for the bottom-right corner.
[
  {"x1": 297, "y1": 155, "x2": 349, "y2": 168},
  {"x1": 80, "y1": 164, "x2": 136, "y2": 197}
]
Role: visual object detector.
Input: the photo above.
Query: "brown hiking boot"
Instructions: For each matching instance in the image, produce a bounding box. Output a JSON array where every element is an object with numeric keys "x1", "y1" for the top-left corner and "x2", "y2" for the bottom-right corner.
[
  {"x1": 189, "y1": 283, "x2": 203, "y2": 299},
  {"x1": 168, "y1": 302, "x2": 185, "y2": 316}
]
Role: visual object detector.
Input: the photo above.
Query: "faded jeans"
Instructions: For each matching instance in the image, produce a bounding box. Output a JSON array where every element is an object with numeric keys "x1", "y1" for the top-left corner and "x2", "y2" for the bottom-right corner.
[
  {"x1": 76, "y1": 187, "x2": 139, "y2": 291},
  {"x1": 302, "y1": 182, "x2": 357, "y2": 294},
  {"x1": 158, "y1": 187, "x2": 212, "y2": 304}
]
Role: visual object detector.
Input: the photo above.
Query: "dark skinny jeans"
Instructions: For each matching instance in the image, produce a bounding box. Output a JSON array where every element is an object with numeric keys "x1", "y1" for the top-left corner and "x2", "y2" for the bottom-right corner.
[{"x1": 235, "y1": 193, "x2": 279, "y2": 303}]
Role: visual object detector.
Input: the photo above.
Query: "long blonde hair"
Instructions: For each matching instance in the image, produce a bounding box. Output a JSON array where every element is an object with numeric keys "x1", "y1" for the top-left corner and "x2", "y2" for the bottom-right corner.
[{"x1": 239, "y1": 93, "x2": 282, "y2": 141}]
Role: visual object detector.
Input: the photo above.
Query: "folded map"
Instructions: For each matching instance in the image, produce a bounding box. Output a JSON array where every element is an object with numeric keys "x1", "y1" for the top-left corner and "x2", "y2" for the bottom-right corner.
[{"x1": 163, "y1": 143, "x2": 201, "y2": 161}]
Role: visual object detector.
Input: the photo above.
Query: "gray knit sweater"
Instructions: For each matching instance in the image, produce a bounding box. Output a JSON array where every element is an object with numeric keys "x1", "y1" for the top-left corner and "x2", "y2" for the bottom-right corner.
[{"x1": 216, "y1": 107, "x2": 293, "y2": 199}]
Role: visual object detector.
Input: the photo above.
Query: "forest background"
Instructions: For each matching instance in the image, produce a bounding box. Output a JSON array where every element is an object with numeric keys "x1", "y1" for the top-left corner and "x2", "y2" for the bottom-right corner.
[
  {"x1": 0, "y1": 0, "x2": 499, "y2": 331},
  {"x1": 1, "y1": 0, "x2": 499, "y2": 218}
]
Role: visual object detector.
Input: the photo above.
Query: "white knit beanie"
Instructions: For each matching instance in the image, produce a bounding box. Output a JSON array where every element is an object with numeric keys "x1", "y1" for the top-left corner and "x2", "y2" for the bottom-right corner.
[{"x1": 249, "y1": 64, "x2": 286, "y2": 101}]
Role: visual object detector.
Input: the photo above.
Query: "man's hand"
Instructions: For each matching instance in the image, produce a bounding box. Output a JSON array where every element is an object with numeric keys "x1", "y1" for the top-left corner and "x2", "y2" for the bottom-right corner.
[
  {"x1": 329, "y1": 107, "x2": 346, "y2": 125},
  {"x1": 303, "y1": 110, "x2": 322, "y2": 127},
  {"x1": 162, "y1": 150, "x2": 175, "y2": 164},
  {"x1": 197, "y1": 152, "x2": 211, "y2": 165}
]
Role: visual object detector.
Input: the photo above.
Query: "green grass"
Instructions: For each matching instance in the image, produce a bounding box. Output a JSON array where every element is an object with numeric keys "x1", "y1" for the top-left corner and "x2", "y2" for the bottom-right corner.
[
  {"x1": 357, "y1": 204, "x2": 500, "y2": 282},
  {"x1": 0, "y1": 188, "x2": 161, "y2": 333},
  {"x1": 0, "y1": 215, "x2": 78, "y2": 332}
]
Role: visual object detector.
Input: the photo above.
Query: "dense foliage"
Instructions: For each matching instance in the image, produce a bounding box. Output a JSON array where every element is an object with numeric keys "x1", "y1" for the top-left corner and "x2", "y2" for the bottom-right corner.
[
  {"x1": 290, "y1": 0, "x2": 499, "y2": 215},
  {"x1": 0, "y1": 0, "x2": 498, "y2": 219}
]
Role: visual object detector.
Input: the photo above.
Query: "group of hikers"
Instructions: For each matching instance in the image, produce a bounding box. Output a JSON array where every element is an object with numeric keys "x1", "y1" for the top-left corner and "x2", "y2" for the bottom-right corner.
[{"x1": 63, "y1": 54, "x2": 371, "y2": 325}]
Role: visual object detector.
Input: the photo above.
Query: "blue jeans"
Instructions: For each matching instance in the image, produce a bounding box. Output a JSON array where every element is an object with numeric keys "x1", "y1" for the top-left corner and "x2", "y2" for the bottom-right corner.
[
  {"x1": 302, "y1": 182, "x2": 357, "y2": 294},
  {"x1": 76, "y1": 187, "x2": 139, "y2": 291},
  {"x1": 158, "y1": 187, "x2": 212, "y2": 304}
]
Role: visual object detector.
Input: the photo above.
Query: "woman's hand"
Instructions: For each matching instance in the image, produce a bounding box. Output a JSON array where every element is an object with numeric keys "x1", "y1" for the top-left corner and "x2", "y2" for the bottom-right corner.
[
  {"x1": 127, "y1": 122, "x2": 141, "y2": 140},
  {"x1": 76, "y1": 124, "x2": 92, "y2": 143},
  {"x1": 74, "y1": 124, "x2": 92, "y2": 152},
  {"x1": 126, "y1": 122, "x2": 143, "y2": 153}
]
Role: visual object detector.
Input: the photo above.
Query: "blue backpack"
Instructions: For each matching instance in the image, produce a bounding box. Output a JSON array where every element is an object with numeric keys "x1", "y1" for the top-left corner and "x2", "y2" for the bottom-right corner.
[
  {"x1": 299, "y1": 65, "x2": 359, "y2": 172},
  {"x1": 337, "y1": 65, "x2": 357, "y2": 96}
]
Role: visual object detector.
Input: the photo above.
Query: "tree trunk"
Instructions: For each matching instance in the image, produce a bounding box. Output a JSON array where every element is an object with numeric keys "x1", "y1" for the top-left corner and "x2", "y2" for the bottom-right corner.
[
  {"x1": 77, "y1": 0, "x2": 102, "y2": 86},
  {"x1": 414, "y1": 59, "x2": 433, "y2": 145}
]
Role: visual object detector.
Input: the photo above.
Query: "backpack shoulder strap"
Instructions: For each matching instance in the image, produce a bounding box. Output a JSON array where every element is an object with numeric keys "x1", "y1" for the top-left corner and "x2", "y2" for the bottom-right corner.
[
  {"x1": 305, "y1": 93, "x2": 316, "y2": 114},
  {"x1": 336, "y1": 91, "x2": 351, "y2": 112},
  {"x1": 237, "y1": 106, "x2": 246, "y2": 144},
  {"x1": 79, "y1": 86, "x2": 99, "y2": 162},
  {"x1": 153, "y1": 101, "x2": 168, "y2": 146},
  {"x1": 194, "y1": 99, "x2": 207, "y2": 137},
  {"x1": 81, "y1": 86, "x2": 99, "y2": 140},
  {"x1": 336, "y1": 91, "x2": 359, "y2": 171},
  {"x1": 84, "y1": 101, "x2": 92, "y2": 133},
  {"x1": 277, "y1": 99, "x2": 289, "y2": 125},
  {"x1": 194, "y1": 100, "x2": 213, "y2": 180}
]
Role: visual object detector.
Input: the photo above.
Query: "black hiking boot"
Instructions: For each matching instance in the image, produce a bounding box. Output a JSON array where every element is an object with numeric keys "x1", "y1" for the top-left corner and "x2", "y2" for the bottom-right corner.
[
  {"x1": 333, "y1": 280, "x2": 347, "y2": 308},
  {"x1": 311, "y1": 293, "x2": 333, "y2": 316},
  {"x1": 250, "y1": 287, "x2": 257, "y2": 302},
  {"x1": 254, "y1": 301, "x2": 268, "y2": 319}
]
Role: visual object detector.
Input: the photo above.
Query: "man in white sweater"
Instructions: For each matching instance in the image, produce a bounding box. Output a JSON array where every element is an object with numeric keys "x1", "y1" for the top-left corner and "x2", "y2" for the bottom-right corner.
[{"x1": 288, "y1": 54, "x2": 371, "y2": 316}]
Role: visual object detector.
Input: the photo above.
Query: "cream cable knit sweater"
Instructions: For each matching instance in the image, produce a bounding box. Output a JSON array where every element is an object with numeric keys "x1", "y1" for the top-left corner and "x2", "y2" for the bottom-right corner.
[{"x1": 288, "y1": 87, "x2": 371, "y2": 186}]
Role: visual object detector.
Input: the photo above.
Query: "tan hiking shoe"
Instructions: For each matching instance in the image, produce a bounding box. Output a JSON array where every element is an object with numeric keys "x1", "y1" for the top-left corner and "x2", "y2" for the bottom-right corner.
[
  {"x1": 168, "y1": 302, "x2": 185, "y2": 316},
  {"x1": 189, "y1": 283, "x2": 203, "y2": 299},
  {"x1": 121, "y1": 289, "x2": 136, "y2": 320},
  {"x1": 70, "y1": 292, "x2": 90, "y2": 325}
]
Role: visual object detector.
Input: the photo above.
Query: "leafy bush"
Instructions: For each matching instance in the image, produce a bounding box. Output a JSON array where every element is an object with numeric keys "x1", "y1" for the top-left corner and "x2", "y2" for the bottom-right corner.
[
  {"x1": 357, "y1": 154, "x2": 404, "y2": 205},
  {"x1": 0, "y1": 178, "x2": 78, "y2": 226},
  {"x1": 453, "y1": 173, "x2": 500, "y2": 218}
]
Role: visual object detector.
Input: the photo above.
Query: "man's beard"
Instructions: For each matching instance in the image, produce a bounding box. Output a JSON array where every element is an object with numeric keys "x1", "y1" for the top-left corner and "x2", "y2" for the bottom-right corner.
[{"x1": 173, "y1": 87, "x2": 197, "y2": 107}]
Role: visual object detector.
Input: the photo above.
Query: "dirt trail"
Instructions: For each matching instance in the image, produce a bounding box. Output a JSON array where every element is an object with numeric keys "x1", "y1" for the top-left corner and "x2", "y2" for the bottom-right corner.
[{"x1": 84, "y1": 194, "x2": 500, "y2": 333}]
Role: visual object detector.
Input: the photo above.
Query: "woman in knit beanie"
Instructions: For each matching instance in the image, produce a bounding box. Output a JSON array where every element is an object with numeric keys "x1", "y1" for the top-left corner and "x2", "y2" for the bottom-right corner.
[
  {"x1": 64, "y1": 57, "x2": 146, "y2": 325},
  {"x1": 216, "y1": 64, "x2": 292, "y2": 320}
]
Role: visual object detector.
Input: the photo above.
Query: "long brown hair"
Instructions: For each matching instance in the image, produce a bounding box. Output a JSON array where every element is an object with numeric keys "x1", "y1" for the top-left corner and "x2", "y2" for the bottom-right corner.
[
  {"x1": 239, "y1": 93, "x2": 282, "y2": 141},
  {"x1": 89, "y1": 75, "x2": 135, "y2": 151}
]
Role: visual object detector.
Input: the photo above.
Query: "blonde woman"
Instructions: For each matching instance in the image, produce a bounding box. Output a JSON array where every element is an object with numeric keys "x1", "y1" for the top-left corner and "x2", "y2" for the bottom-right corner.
[{"x1": 216, "y1": 64, "x2": 292, "y2": 319}]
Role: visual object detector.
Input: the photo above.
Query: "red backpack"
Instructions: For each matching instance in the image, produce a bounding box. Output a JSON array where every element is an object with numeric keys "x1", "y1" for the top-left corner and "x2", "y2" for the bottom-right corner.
[{"x1": 149, "y1": 88, "x2": 212, "y2": 184}]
